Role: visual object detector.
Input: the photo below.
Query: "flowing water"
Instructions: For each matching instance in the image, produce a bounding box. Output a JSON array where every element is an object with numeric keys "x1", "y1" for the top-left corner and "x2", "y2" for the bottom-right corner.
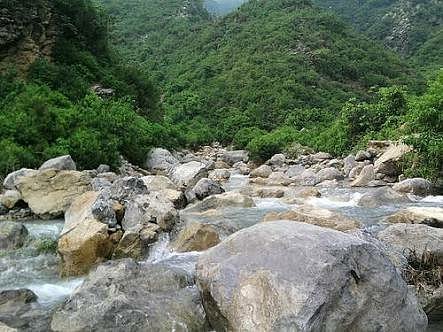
[{"x1": 1, "y1": 174, "x2": 442, "y2": 329}]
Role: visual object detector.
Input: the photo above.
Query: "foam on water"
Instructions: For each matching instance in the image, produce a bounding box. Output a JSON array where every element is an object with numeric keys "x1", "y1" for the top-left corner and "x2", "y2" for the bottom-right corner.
[
  {"x1": 27, "y1": 278, "x2": 83, "y2": 306},
  {"x1": 418, "y1": 195, "x2": 443, "y2": 204},
  {"x1": 306, "y1": 192, "x2": 363, "y2": 209},
  {"x1": 25, "y1": 220, "x2": 64, "y2": 239},
  {"x1": 224, "y1": 174, "x2": 249, "y2": 191},
  {"x1": 254, "y1": 198, "x2": 293, "y2": 210}
]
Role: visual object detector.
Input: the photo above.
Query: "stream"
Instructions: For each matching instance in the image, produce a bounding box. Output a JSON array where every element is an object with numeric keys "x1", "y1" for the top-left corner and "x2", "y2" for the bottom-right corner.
[{"x1": 1, "y1": 174, "x2": 442, "y2": 330}]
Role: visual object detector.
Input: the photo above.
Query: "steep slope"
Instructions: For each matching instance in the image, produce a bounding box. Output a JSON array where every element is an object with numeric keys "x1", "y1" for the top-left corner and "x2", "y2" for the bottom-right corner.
[
  {"x1": 101, "y1": 0, "x2": 423, "y2": 142},
  {"x1": 314, "y1": 0, "x2": 442, "y2": 71},
  {"x1": 204, "y1": 0, "x2": 247, "y2": 14}
]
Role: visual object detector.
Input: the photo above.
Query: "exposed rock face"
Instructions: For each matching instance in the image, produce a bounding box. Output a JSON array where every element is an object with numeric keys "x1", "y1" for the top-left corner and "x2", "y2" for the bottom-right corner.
[
  {"x1": 377, "y1": 224, "x2": 443, "y2": 265},
  {"x1": 0, "y1": 222, "x2": 28, "y2": 250},
  {"x1": 51, "y1": 259, "x2": 208, "y2": 331},
  {"x1": 15, "y1": 169, "x2": 91, "y2": 218},
  {"x1": 58, "y1": 191, "x2": 120, "y2": 277},
  {"x1": 145, "y1": 148, "x2": 178, "y2": 174},
  {"x1": 38, "y1": 155, "x2": 76, "y2": 171},
  {"x1": 250, "y1": 165, "x2": 272, "y2": 178},
  {"x1": 263, "y1": 206, "x2": 360, "y2": 231},
  {"x1": 184, "y1": 192, "x2": 255, "y2": 213},
  {"x1": 3, "y1": 169, "x2": 37, "y2": 190},
  {"x1": 358, "y1": 187, "x2": 410, "y2": 208},
  {"x1": 385, "y1": 207, "x2": 443, "y2": 227},
  {"x1": 196, "y1": 221, "x2": 427, "y2": 332},
  {"x1": 393, "y1": 178, "x2": 432, "y2": 196},
  {"x1": 0, "y1": 190, "x2": 22, "y2": 209},
  {"x1": 172, "y1": 221, "x2": 220, "y2": 252},
  {"x1": 169, "y1": 161, "x2": 208, "y2": 189},
  {"x1": 351, "y1": 164, "x2": 375, "y2": 187},
  {"x1": 186, "y1": 178, "x2": 225, "y2": 203},
  {"x1": 0, "y1": 288, "x2": 51, "y2": 331},
  {"x1": 221, "y1": 150, "x2": 249, "y2": 166},
  {"x1": 374, "y1": 143, "x2": 412, "y2": 176}
]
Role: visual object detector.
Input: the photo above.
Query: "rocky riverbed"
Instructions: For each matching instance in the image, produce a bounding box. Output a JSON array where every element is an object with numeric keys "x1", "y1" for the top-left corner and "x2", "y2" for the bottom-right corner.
[{"x1": 0, "y1": 142, "x2": 442, "y2": 331}]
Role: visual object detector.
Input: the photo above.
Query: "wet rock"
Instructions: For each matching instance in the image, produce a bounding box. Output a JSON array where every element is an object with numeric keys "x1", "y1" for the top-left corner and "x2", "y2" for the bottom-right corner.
[
  {"x1": 122, "y1": 193, "x2": 179, "y2": 232},
  {"x1": 250, "y1": 165, "x2": 272, "y2": 178},
  {"x1": 169, "y1": 161, "x2": 208, "y2": 189},
  {"x1": 0, "y1": 203, "x2": 7, "y2": 215},
  {"x1": 263, "y1": 205, "x2": 360, "y2": 231},
  {"x1": 385, "y1": 207, "x2": 443, "y2": 228},
  {"x1": 0, "y1": 289, "x2": 50, "y2": 332},
  {"x1": 253, "y1": 187, "x2": 285, "y2": 198},
  {"x1": 3, "y1": 168, "x2": 37, "y2": 190},
  {"x1": 58, "y1": 191, "x2": 121, "y2": 277},
  {"x1": 0, "y1": 222, "x2": 28, "y2": 250},
  {"x1": 109, "y1": 176, "x2": 149, "y2": 203},
  {"x1": 113, "y1": 223, "x2": 160, "y2": 260},
  {"x1": 0, "y1": 190, "x2": 22, "y2": 209},
  {"x1": 351, "y1": 165, "x2": 375, "y2": 187},
  {"x1": 186, "y1": 178, "x2": 224, "y2": 203},
  {"x1": 377, "y1": 224, "x2": 443, "y2": 265},
  {"x1": 285, "y1": 164, "x2": 305, "y2": 178},
  {"x1": 172, "y1": 221, "x2": 220, "y2": 252},
  {"x1": 374, "y1": 143, "x2": 412, "y2": 176},
  {"x1": 283, "y1": 187, "x2": 321, "y2": 204},
  {"x1": 315, "y1": 167, "x2": 343, "y2": 183},
  {"x1": 419, "y1": 285, "x2": 443, "y2": 323},
  {"x1": 38, "y1": 155, "x2": 76, "y2": 171},
  {"x1": 15, "y1": 169, "x2": 91, "y2": 218},
  {"x1": 184, "y1": 192, "x2": 255, "y2": 213},
  {"x1": 393, "y1": 178, "x2": 432, "y2": 196},
  {"x1": 51, "y1": 259, "x2": 208, "y2": 331},
  {"x1": 145, "y1": 148, "x2": 179, "y2": 174},
  {"x1": 358, "y1": 187, "x2": 410, "y2": 208},
  {"x1": 196, "y1": 221, "x2": 427, "y2": 332},
  {"x1": 0, "y1": 322, "x2": 17, "y2": 331},
  {"x1": 221, "y1": 150, "x2": 249, "y2": 166}
]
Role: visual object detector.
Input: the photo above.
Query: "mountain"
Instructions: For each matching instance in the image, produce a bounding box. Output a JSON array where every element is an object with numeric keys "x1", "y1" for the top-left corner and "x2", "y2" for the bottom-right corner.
[
  {"x1": 314, "y1": 0, "x2": 443, "y2": 72},
  {"x1": 100, "y1": 0, "x2": 422, "y2": 139}
]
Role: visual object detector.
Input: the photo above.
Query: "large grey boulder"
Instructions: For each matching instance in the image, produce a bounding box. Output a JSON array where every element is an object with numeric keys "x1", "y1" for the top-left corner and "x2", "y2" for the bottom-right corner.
[
  {"x1": 169, "y1": 161, "x2": 208, "y2": 189},
  {"x1": 141, "y1": 175, "x2": 186, "y2": 209},
  {"x1": 145, "y1": 148, "x2": 178, "y2": 174},
  {"x1": 186, "y1": 178, "x2": 225, "y2": 203},
  {"x1": 268, "y1": 153, "x2": 286, "y2": 167},
  {"x1": 196, "y1": 221, "x2": 427, "y2": 332},
  {"x1": 39, "y1": 155, "x2": 76, "y2": 171},
  {"x1": 374, "y1": 143, "x2": 412, "y2": 176},
  {"x1": 285, "y1": 164, "x2": 305, "y2": 178},
  {"x1": 0, "y1": 190, "x2": 22, "y2": 209},
  {"x1": 184, "y1": 192, "x2": 255, "y2": 214},
  {"x1": 51, "y1": 259, "x2": 208, "y2": 332},
  {"x1": 0, "y1": 222, "x2": 28, "y2": 250},
  {"x1": 315, "y1": 167, "x2": 343, "y2": 183},
  {"x1": 393, "y1": 178, "x2": 432, "y2": 196},
  {"x1": 3, "y1": 168, "x2": 37, "y2": 190},
  {"x1": 343, "y1": 154, "x2": 356, "y2": 177},
  {"x1": 351, "y1": 164, "x2": 375, "y2": 187},
  {"x1": 109, "y1": 176, "x2": 149, "y2": 203},
  {"x1": 221, "y1": 150, "x2": 249, "y2": 166},
  {"x1": 250, "y1": 165, "x2": 272, "y2": 178},
  {"x1": 385, "y1": 207, "x2": 443, "y2": 228},
  {"x1": 358, "y1": 187, "x2": 410, "y2": 208},
  {"x1": 377, "y1": 223, "x2": 443, "y2": 265}
]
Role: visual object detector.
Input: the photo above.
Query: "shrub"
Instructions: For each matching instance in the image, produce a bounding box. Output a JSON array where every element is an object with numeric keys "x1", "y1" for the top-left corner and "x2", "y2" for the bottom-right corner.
[{"x1": 233, "y1": 127, "x2": 266, "y2": 149}]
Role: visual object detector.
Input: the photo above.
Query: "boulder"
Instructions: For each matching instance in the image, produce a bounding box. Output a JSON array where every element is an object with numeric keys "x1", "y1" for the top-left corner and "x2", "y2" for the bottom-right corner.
[
  {"x1": 214, "y1": 160, "x2": 230, "y2": 169},
  {"x1": 232, "y1": 161, "x2": 250, "y2": 175},
  {"x1": 184, "y1": 192, "x2": 255, "y2": 214},
  {"x1": 96, "y1": 164, "x2": 110, "y2": 173},
  {"x1": 58, "y1": 191, "x2": 121, "y2": 277},
  {"x1": 109, "y1": 176, "x2": 149, "y2": 203},
  {"x1": 186, "y1": 178, "x2": 224, "y2": 203},
  {"x1": 351, "y1": 165, "x2": 375, "y2": 187},
  {"x1": 0, "y1": 222, "x2": 28, "y2": 250},
  {"x1": 51, "y1": 259, "x2": 208, "y2": 331},
  {"x1": 355, "y1": 150, "x2": 372, "y2": 162},
  {"x1": 253, "y1": 187, "x2": 285, "y2": 198},
  {"x1": 285, "y1": 164, "x2": 305, "y2": 178},
  {"x1": 377, "y1": 224, "x2": 443, "y2": 265},
  {"x1": 343, "y1": 154, "x2": 356, "y2": 177},
  {"x1": 0, "y1": 190, "x2": 22, "y2": 209},
  {"x1": 221, "y1": 150, "x2": 249, "y2": 166},
  {"x1": 112, "y1": 223, "x2": 160, "y2": 260},
  {"x1": 172, "y1": 221, "x2": 220, "y2": 252},
  {"x1": 268, "y1": 153, "x2": 285, "y2": 167},
  {"x1": 358, "y1": 187, "x2": 410, "y2": 208},
  {"x1": 169, "y1": 161, "x2": 208, "y2": 189},
  {"x1": 374, "y1": 143, "x2": 412, "y2": 176},
  {"x1": 145, "y1": 148, "x2": 178, "y2": 174},
  {"x1": 15, "y1": 169, "x2": 91, "y2": 218},
  {"x1": 3, "y1": 169, "x2": 37, "y2": 190},
  {"x1": 0, "y1": 322, "x2": 17, "y2": 331},
  {"x1": 312, "y1": 151, "x2": 332, "y2": 160},
  {"x1": 315, "y1": 167, "x2": 343, "y2": 183},
  {"x1": 250, "y1": 165, "x2": 272, "y2": 178},
  {"x1": 419, "y1": 285, "x2": 443, "y2": 323},
  {"x1": 263, "y1": 206, "x2": 360, "y2": 232},
  {"x1": 196, "y1": 221, "x2": 427, "y2": 332},
  {"x1": 393, "y1": 178, "x2": 432, "y2": 196},
  {"x1": 122, "y1": 193, "x2": 178, "y2": 232},
  {"x1": 141, "y1": 175, "x2": 185, "y2": 208},
  {"x1": 349, "y1": 164, "x2": 364, "y2": 179},
  {"x1": 294, "y1": 169, "x2": 317, "y2": 186},
  {"x1": 385, "y1": 207, "x2": 443, "y2": 228},
  {"x1": 38, "y1": 155, "x2": 76, "y2": 171},
  {"x1": 208, "y1": 169, "x2": 231, "y2": 182},
  {"x1": 266, "y1": 172, "x2": 292, "y2": 186}
]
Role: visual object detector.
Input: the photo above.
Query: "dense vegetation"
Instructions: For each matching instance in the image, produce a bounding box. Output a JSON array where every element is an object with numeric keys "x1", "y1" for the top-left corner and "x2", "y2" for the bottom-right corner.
[
  {"x1": 204, "y1": 0, "x2": 246, "y2": 14},
  {"x1": 0, "y1": 0, "x2": 174, "y2": 176}
]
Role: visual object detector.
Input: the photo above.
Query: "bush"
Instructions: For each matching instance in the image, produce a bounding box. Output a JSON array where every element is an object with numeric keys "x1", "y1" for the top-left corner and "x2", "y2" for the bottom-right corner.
[{"x1": 233, "y1": 127, "x2": 266, "y2": 149}]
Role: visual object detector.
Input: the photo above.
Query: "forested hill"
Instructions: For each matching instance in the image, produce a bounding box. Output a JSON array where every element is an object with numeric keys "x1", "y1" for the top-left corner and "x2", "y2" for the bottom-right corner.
[
  {"x1": 204, "y1": 0, "x2": 246, "y2": 14},
  {"x1": 313, "y1": 0, "x2": 443, "y2": 73}
]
